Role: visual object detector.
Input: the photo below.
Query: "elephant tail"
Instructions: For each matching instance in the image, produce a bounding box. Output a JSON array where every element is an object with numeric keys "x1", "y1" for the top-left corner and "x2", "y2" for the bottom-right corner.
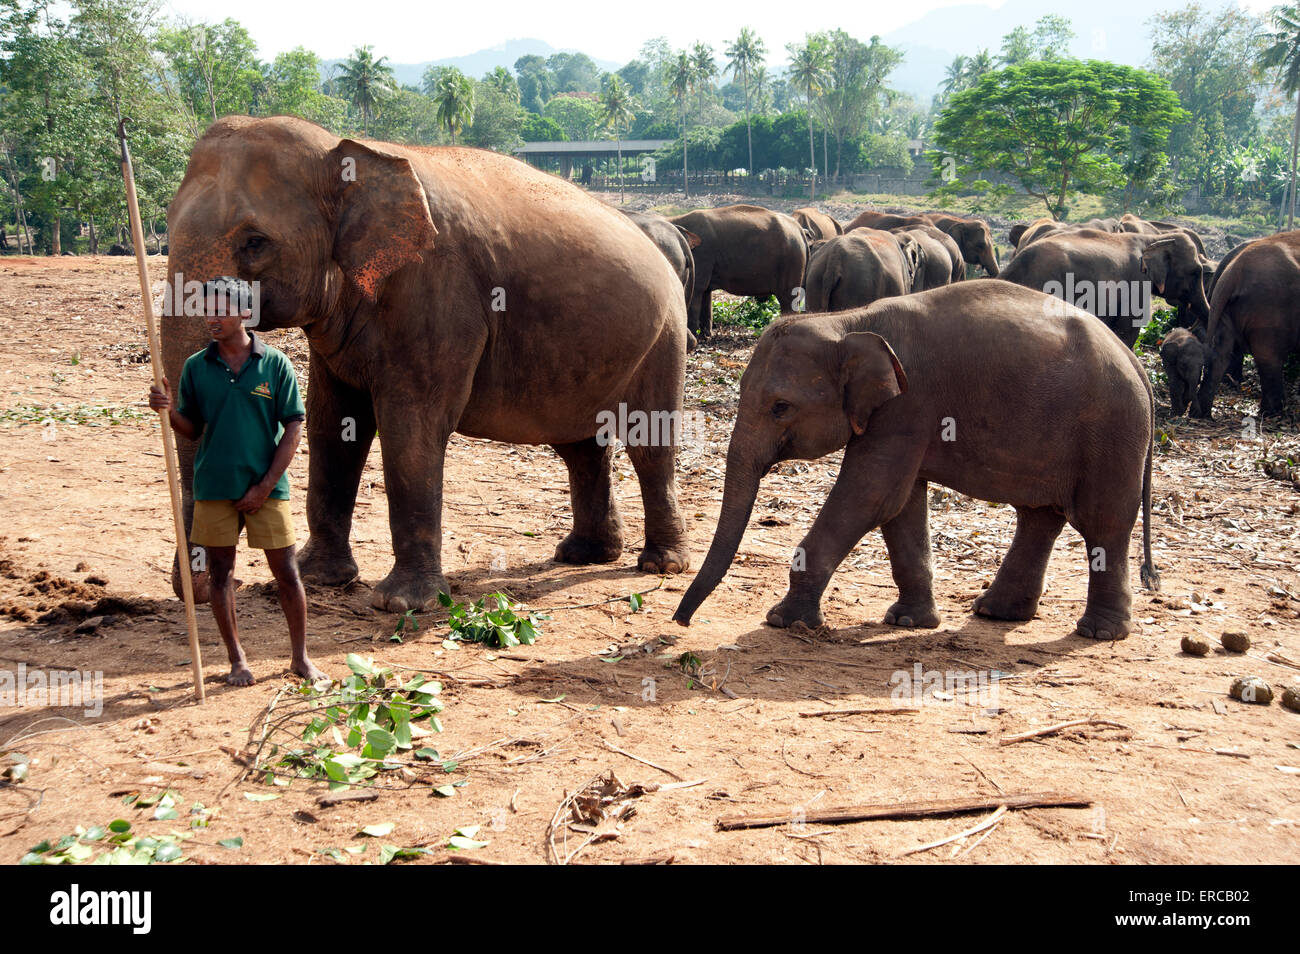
[{"x1": 1139, "y1": 394, "x2": 1161, "y2": 592}]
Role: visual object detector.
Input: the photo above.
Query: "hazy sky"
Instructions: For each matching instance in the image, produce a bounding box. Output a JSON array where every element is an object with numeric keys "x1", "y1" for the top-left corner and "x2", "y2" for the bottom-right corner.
[{"x1": 161, "y1": 0, "x2": 1279, "y2": 65}]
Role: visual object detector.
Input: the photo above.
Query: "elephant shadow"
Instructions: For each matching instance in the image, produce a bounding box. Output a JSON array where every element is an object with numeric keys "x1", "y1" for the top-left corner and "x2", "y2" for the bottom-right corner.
[{"x1": 501, "y1": 611, "x2": 1102, "y2": 712}]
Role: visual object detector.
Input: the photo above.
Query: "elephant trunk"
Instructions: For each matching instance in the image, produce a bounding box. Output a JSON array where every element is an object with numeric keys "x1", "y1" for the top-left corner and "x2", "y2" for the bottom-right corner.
[
  {"x1": 672, "y1": 447, "x2": 766, "y2": 625},
  {"x1": 160, "y1": 257, "x2": 225, "y2": 602},
  {"x1": 981, "y1": 247, "x2": 1000, "y2": 278}
]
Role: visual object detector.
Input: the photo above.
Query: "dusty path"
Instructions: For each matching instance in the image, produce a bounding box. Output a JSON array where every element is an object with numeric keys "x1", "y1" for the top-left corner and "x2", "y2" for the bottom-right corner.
[{"x1": 0, "y1": 256, "x2": 1297, "y2": 864}]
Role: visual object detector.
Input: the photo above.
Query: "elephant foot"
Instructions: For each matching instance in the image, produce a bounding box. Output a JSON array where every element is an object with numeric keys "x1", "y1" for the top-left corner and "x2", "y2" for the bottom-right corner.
[
  {"x1": 685, "y1": 332, "x2": 698, "y2": 352},
  {"x1": 883, "y1": 599, "x2": 941, "y2": 628},
  {"x1": 370, "y1": 566, "x2": 449, "y2": 613},
  {"x1": 1075, "y1": 609, "x2": 1132, "y2": 641},
  {"x1": 171, "y1": 564, "x2": 211, "y2": 605},
  {"x1": 298, "y1": 537, "x2": 360, "y2": 586},
  {"x1": 766, "y1": 595, "x2": 823, "y2": 629},
  {"x1": 638, "y1": 543, "x2": 690, "y2": 575},
  {"x1": 555, "y1": 531, "x2": 623, "y2": 565},
  {"x1": 972, "y1": 588, "x2": 1040, "y2": 622}
]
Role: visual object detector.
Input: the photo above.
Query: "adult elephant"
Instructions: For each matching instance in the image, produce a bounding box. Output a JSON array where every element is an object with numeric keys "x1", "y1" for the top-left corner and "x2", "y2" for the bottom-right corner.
[
  {"x1": 891, "y1": 224, "x2": 962, "y2": 288},
  {"x1": 164, "y1": 116, "x2": 690, "y2": 612},
  {"x1": 792, "y1": 207, "x2": 842, "y2": 240},
  {"x1": 623, "y1": 210, "x2": 701, "y2": 351},
  {"x1": 669, "y1": 204, "x2": 807, "y2": 339},
  {"x1": 672, "y1": 282, "x2": 1158, "y2": 640},
  {"x1": 1011, "y1": 217, "x2": 1122, "y2": 253},
  {"x1": 1194, "y1": 231, "x2": 1300, "y2": 418},
  {"x1": 804, "y1": 230, "x2": 922, "y2": 311},
  {"x1": 1120, "y1": 213, "x2": 1206, "y2": 256},
  {"x1": 846, "y1": 210, "x2": 999, "y2": 277},
  {"x1": 999, "y1": 228, "x2": 1209, "y2": 348}
]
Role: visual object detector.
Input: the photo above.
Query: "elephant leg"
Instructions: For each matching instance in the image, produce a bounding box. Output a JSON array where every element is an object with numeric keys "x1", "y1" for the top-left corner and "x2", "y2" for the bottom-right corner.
[
  {"x1": 552, "y1": 437, "x2": 624, "y2": 564},
  {"x1": 625, "y1": 440, "x2": 689, "y2": 574},
  {"x1": 369, "y1": 422, "x2": 450, "y2": 612},
  {"x1": 880, "y1": 480, "x2": 940, "y2": 628},
  {"x1": 1224, "y1": 347, "x2": 1244, "y2": 386},
  {"x1": 299, "y1": 349, "x2": 376, "y2": 586},
  {"x1": 700, "y1": 289, "x2": 714, "y2": 338},
  {"x1": 1070, "y1": 480, "x2": 1139, "y2": 639},
  {"x1": 767, "y1": 433, "x2": 925, "y2": 629},
  {"x1": 1253, "y1": 339, "x2": 1288, "y2": 416},
  {"x1": 973, "y1": 506, "x2": 1065, "y2": 621}
]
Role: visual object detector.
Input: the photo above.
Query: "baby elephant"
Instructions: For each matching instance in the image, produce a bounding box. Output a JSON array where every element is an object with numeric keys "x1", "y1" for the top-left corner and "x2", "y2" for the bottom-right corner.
[
  {"x1": 804, "y1": 229, "x2": 923, "y2": 311},
  {"x1": 1160, "y1": 327, "x2": 1205, "y2": 416},
  {"x1": 673, "y1": 282, "x2": 1159, "y2": 640}
]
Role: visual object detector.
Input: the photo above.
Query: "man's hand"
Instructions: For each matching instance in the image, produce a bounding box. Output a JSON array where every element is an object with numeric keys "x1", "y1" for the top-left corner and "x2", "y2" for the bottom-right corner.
[
  {"x1": 149, "y1": 376, "x2": 199, "y2": 440},
  {"x1": 148, "y1": 377, "x2": 172, "y2": 411},
  {"x1": 236, "y1": 480, "x2": 272, "y2": 514}
]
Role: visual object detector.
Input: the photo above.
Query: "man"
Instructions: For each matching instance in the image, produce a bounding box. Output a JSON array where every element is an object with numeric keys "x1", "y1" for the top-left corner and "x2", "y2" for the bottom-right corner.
[{"x1": 149, "y1": 277, "x2": 325, "y2": 686}]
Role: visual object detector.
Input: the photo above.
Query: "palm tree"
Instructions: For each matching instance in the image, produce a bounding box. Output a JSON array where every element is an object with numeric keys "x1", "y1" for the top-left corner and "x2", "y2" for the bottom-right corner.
[
  {"x1": 1259, "y1": 4, "x2": 1300, "y2": 230},
  {"x1": 726, "y1": 27, "x2": 766, "y2": 175},
  {"x1": 601, "y1": 76, "x2": 635, "y2": 203},
  {"x1": 941, "y1": 55, "x2": 968, "y2": 98},
  {"x1": 433, "y1": 68, "x2": 475, "y2": 145},
  {"x1": 787, "y1": 36, "x2": 830, "y2": 200},
  {"x1": 670, "y1": 52, "x2": 694, "y2": 197},
  {"x1": 963, "y1": 49, "x2": 995, "y2": 89},
  {"x1": 336, "y1": 45, "x2": 395, "y2": 135},
  {"x1": 691, "y1": 42, "x2": 717, "y2": 115}
]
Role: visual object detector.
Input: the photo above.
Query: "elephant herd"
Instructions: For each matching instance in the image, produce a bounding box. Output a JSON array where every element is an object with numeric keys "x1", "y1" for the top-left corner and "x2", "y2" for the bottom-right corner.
[
  {"x1": 158, "y1": 116, "x2": 1287, "y2": 650},
  {"x1": 633, "y1": 201, "x2": 1297, "y2": 422}
]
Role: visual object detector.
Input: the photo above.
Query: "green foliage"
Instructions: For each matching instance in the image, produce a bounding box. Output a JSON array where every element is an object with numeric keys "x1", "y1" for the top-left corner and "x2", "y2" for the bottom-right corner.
[
  {"x1": 933, "y1": 60, "x2": 1188, "y2": 218},
  {"x1": 712, "y1": 295, "x2": 780, "y2": 330},
  {"x1": 0, "y1": 403, "x2": 149, "y2": 426},
  {"x1": 437, "y1": 592, "x2": 547, "y2": 649},
  {"x1": 543, "y1": 93, "x2": 602, "y2": 141},
  {"x1": 1135, "y1": 306, "x2": 1178, "y2": 353},
  {"x1": 22, "y1": 819, "x2": 188, "y2": 865},
  {"x1": 267, "y1": 654, "x2": 444, "y2": 789}
]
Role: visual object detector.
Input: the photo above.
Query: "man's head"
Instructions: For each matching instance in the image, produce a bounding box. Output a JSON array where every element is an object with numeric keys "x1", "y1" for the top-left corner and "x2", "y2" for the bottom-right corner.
[{"x1": 203, "y1": 277, "x2": 255, "y2": 343}]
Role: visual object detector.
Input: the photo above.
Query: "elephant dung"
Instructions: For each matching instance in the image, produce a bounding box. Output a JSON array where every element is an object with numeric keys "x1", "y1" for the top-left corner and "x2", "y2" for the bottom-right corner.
[
  {"x1": 1229, "y1": 676, "x2": 1273, "y2": 705},
  {"x1": 1219, "y1": 630, "x2": 1251, "y2": 653},
  {"x1": 1282, "y1": 685, "x2": 1300, "y2": 714},
  {"x1": 1180, "y1": 634, "x2": 1212, "y2": 657}
]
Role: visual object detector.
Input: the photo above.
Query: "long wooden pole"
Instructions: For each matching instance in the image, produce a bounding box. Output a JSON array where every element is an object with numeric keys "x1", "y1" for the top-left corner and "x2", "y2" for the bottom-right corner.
[{"x1": 117, "y1": 118, "x2": 205, "y2": 704}]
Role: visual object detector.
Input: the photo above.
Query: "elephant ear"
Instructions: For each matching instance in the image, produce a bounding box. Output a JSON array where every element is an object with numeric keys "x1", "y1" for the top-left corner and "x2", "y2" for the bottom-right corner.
[
  {"x1": 327, "y1": 139, "x2": 438, "y2": 299},
  {"x1": 676, "y1": 227, "x2": 702, "y2": 250},
  {"x1": 898, "y1": 236, "x2": 925, "y2": 292},
  {"x1": 1142, "y1": 239, "x2": 1173, "y2": 296},
  {"x1": 839, "y1": 332, "x2": 908, "y2": 436}
]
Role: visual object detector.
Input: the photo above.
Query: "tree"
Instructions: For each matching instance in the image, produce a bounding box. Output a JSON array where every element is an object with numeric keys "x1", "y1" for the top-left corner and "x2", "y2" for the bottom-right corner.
[
  {"x1": 514, "y1": 54, "x2": 553, "y2": 113},
  {"x1": 265, "y1": 48, "x2": 348, "y2": 131},
  {"x1": 691, "y1": 42, "x2": 717, "y2": 116},
  {"x1": 787, "y1": 35, "x2": 830, "y2": 199},
  {"x1": 1256, "y1": 5, "x2": 1300, "y2": 228},
  {"x1": 155, "y1": 18, "x2": 261, "y2": 126},
  {"x1": 1149, "y1": 4, "x2": 1263, "y2": 202},
  {"x1": 336, "y1": 45, "x2": 395, "y2": 134},
  {"x1": 432, "y1": 68, "x2": 474, "y2": 144},
  {"x1": 465, "y1": 78, "x2": 523, "y2": 152},
  {"x1": 542, "y1": 93, "x2": 601, "y2": 141},
  {"x1": 669, "y1": 51, "x2": 694, "y2": 196},
  {"x1": 934, "y1": 60, "x2": 1188, "y2": 218},
  {"x1": 816, "y1": 30, "x2": 902, "y2": 184},
  {"x1": 725, "y1": 27, "x2": 766, "y2": 175},
  {"x1": 600, "y1": 76, "x2": 635, "y2": 202}
]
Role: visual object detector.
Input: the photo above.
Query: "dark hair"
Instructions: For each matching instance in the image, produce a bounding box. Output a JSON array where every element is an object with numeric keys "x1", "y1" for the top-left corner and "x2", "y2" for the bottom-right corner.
[{"x1": 203, "y1": 276, "x2": 254, "y2": 315}]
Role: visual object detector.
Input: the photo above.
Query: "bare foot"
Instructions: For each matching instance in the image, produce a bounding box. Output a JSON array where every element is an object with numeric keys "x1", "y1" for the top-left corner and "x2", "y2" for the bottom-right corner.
[
  {"x1": 292, "y1": 656, "x2": 327, "y2": 683},
  {"x1": 227, "y1": 662, "x2": 255, "y2": 686}
]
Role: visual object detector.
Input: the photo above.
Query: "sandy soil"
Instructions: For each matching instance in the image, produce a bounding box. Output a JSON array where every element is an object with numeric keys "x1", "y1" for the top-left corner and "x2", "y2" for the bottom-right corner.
[{"x1": 0, "y1": 255, "x2": 1297, "y2": 865}]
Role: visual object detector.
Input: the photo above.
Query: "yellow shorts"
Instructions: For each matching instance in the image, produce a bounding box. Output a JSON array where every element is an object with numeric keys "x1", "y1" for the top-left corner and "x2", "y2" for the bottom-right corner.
[{"x1": 191, "y1": 498, "x2": 296, "y2": 550}]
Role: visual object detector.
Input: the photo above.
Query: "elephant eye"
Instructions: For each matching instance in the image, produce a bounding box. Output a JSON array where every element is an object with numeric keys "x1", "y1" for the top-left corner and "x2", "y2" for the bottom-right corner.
[
  {"x1": 242, "y1": 234, "x2": 270, "y2": 254},
  {"x1": 772, "y1": 400, "x2": 793, "y2": 418}
]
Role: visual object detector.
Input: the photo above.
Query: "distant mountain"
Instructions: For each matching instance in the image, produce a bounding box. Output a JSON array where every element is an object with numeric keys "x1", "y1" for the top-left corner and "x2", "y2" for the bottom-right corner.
[
  {"x1": 322, "y1": 37, "x2": 622, "y2": 89},
  {"x1": 883, "y1": 0, "x2": 1167, "y2": 101}
]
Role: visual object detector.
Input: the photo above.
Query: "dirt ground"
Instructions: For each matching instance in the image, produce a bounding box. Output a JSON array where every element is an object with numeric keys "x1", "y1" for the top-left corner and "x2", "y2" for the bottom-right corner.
[{"x1": 0, "y1": 254, "x2": 1298, "y2": 866}]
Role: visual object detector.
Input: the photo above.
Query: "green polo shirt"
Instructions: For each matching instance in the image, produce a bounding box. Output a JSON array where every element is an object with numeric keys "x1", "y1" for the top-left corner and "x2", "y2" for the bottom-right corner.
[{"x1": 176, "y1": 332, "x2": 305, "y2": 501}]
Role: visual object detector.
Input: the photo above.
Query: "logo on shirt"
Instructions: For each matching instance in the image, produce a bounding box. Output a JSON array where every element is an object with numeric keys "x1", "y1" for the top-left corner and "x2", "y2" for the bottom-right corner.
[{"x1": 251, "y1": 381, "x2": 273, "y2": 399}]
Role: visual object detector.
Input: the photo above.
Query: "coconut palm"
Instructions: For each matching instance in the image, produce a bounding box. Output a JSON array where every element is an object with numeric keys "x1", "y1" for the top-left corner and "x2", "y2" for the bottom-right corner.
[
  {"x1": 726, "y1": 27, "x2": 767, "y2": 174},
  {"x1": 669, "y1": 51, "x2": 694, "y2": 197},
  {"x1": 941, "y1": 55, "x2": 968, "y2": 98},
  {"x1": 691, "y1": 42, "x2": 717, "y2": 114},
  {"x1": 433, "y1": 68, "x2": 475, "y2": 145},
  {"x1": 601, "y1": 76, "x2": 635, "y2": 203},
  {"x1": 1259, "y1": 4, "x2": 1300, "y2": 229},
  {"x1": 787, "y1": 35, "x2": 830, "y2": 200},
  {"x1": 336, "y1": 45, "x2": 395, "y2": 135}
]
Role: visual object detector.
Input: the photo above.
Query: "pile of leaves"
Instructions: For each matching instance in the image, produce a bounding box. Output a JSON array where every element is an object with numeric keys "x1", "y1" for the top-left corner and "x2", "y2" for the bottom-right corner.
[
  {"x1": 712, "y1": 295, "x2": 781, "y2": 331},
  {"x1": 439, "y1": 592, "x2": 547, "y2": 649},
  {"x1": 250, "y1": 654, "x2": 449, "y2": 790}
]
